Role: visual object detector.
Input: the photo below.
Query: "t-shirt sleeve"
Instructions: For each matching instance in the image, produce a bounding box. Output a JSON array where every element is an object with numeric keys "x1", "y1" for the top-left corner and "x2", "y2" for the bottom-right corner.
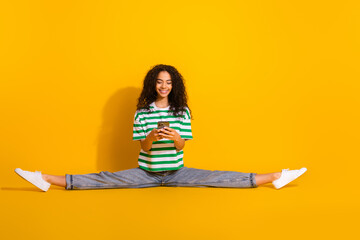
[
  {"x1": 180, "y1": 107, "x2": 193, "y2": 140},
  {"x1": 133, "y1": 111, "x2": 146, "y2": 141}
]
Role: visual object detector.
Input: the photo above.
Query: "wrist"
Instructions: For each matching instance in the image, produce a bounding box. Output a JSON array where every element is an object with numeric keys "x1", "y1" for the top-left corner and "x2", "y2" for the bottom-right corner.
[
  {"x1": 146, "y1": 134, "x2": 154, "y2": 142},
  {"x1": 174, "y1": 135, "x2": 182, "y2": 142}
]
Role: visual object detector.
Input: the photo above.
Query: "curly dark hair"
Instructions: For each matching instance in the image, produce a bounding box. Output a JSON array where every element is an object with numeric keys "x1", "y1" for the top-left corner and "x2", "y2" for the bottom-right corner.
[{"x1": 137, "y1": 64, "x2": 191, "y2": 118}]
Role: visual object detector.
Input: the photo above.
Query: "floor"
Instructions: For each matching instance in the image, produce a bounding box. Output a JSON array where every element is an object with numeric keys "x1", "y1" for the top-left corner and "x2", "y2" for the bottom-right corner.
[{"x1": 1, "y1": 170, "x2": 358, "y2": 240}]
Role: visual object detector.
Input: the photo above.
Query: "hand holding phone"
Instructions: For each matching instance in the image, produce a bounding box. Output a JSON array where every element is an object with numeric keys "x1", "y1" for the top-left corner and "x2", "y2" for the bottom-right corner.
[
  {"x1": 158, "y1": 125, "x2": 181, "y2": 141},
  {"x1": 148, "y1": 128, "x2": 163, "y2": 142}
]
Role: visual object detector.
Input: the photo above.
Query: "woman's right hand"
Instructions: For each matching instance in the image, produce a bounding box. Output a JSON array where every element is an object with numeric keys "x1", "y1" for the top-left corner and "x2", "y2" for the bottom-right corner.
[{"x1": 147, "y1": 128, "x2": 163, "y2": 142}]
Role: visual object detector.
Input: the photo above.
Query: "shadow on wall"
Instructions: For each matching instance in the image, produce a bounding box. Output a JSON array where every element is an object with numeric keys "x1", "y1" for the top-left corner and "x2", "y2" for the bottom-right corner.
[{"x1": 96, "y1": 87, "x2": 142, "y2": 172}]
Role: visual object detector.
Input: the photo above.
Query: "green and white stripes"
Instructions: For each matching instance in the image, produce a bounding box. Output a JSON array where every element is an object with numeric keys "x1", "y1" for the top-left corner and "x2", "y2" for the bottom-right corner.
[{"x1": 133, "y1": 102, "x2": 193, "y2": 172}]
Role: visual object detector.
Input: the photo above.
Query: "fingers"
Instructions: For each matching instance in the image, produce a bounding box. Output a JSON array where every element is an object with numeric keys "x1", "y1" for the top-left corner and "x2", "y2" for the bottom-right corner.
[
  {"x1": 159, "y1": 132, "x2": 173, "y2": 137},
  {"x1": 151, "y1": 128, "x2": 163, "y2": 141},
  {"x1": 158, "y1": 132, "x2": 175, "y2": 139},
  {"x1": 154, "y1": 132, "x2": 163, "y2": 140},
  {"x1": 159, "y1": 127, "x2": 173, "y2": 134},
  {"x1": 154, "y1": 127, "x2": 176, "y2": 140}
]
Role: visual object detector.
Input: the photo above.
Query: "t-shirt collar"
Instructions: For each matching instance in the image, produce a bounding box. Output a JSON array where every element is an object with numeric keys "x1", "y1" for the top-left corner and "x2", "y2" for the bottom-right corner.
[{"x1": 151, "y1": 102, "x2": 170, "y2": 110}]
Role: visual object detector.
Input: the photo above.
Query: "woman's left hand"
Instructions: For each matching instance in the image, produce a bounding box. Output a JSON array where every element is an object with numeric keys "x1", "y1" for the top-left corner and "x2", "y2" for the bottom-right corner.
[{"x1": 158, "y1": 127, "x2": 181, "y2": 141}]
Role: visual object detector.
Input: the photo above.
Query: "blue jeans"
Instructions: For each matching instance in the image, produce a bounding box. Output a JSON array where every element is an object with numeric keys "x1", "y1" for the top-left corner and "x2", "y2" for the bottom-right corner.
[{"x1": 65, "y1": 167, "x2": 257, "y2": 190}]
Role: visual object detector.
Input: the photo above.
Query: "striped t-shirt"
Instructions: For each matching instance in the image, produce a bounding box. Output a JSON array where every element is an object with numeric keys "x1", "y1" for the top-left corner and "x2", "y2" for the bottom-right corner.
[{"x1": 133, "y1": 102, "x2": 193, "y2": 172}]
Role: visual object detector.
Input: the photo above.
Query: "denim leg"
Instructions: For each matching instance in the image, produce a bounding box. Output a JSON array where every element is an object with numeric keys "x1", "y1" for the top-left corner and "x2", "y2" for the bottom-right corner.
[
  {"x1": 65, "y1": 167, "x2": 162, "y2": 190},
  {"x1": 163, "y1": 167, "x2": 257, "y2": 188}
]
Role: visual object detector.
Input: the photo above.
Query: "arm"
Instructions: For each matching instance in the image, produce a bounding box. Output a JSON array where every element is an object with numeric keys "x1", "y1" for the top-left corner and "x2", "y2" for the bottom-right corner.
[{"x1": 174, "y1": 137, "x2": 185, "y2": 151}]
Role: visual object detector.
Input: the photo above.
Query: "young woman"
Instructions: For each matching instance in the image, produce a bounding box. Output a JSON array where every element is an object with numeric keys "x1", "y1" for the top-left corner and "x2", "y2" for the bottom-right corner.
[{"x1": 14, "y1": 64, "x2": 307, "y2": 191}]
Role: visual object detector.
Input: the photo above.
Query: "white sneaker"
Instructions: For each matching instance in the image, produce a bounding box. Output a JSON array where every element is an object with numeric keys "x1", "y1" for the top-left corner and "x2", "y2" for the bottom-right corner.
[
  {"x1": 14, "y1": 168, "x2": 51, "y2": 192},
  {"x1": 272, "y1": 167, "x2": 307, "y2": 189}
]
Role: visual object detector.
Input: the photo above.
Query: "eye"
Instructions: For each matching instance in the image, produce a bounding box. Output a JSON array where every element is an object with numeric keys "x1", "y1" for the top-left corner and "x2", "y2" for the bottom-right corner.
[{"x1": 167, "y1": 81, "x2": 172, "y2": 85}]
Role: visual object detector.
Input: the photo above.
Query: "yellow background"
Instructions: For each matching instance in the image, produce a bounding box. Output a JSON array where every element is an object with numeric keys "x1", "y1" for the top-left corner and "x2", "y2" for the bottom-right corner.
[{"x1": 1, "y1": 0, "x2": 359, "y2": 239}]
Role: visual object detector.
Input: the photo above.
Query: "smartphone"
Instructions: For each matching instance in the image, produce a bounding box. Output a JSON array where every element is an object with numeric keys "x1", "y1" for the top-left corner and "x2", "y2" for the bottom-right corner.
[{"x1": 157, "y1": 121, "x2": 170, "y2": 129}]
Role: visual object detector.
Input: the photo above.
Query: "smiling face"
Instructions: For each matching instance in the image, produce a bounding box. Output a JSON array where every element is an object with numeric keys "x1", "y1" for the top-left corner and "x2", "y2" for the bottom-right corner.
[{"x1": 156, "y1": 71, "x2": 172, "y2": 99}]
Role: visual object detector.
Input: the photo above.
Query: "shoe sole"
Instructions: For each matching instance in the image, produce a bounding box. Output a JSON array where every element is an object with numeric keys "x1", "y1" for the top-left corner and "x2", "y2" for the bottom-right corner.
[
  {"x1": 274, "y1": 168, "x2": 307, "y2": 189},
  {"x1": 14, "y1": 168, "x2": 50, "y2": 192}
]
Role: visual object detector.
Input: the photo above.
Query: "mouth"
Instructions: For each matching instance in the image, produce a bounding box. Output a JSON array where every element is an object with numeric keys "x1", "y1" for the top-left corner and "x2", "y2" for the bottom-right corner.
[{"x1": 158, "y1": 90, "x2": 169, "y2": 94}]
